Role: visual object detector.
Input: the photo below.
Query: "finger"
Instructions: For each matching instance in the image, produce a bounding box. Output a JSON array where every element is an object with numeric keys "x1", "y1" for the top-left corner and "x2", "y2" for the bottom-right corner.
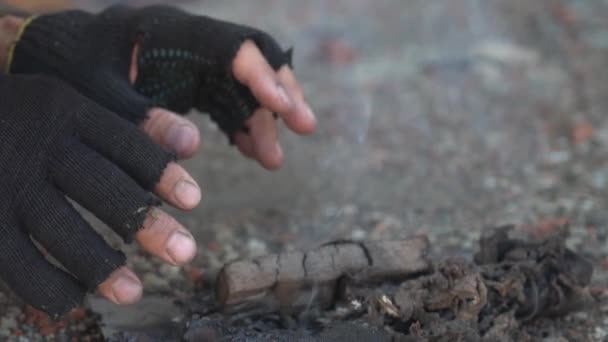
[
  {"x1": 276, "y1": 66, "x2": 317, "y2": 135},
  {"x1": 135, "y1": 207, "x2": 197, "y2": 266},
  {"x1": 154, "y1": 162, "x2": 201, "y2": 211},
  {"x1": 76, "y1": 104, "x2": 176, "y2": 191},
  {"x1": 233, "y1": 40, "x2": 294, "y2": 115},
  {"x1": 0, "y1": 219, "x2": 85, "y2": 319},
  {"x1": 77, "y1": 106, "x2": 202, "y2": 211},
  {"x1": 234, "y1": 131, "x2": 256, "y2": 159},
  {"x1": 18, "y1": 183, "x2": 126, "y2": 291},
  {"x1": 249, "y1": 108, "x2": 284, "y2": 170},
  {"x1": 97, "y1": 267, "x2": 143, "y2": 305},
  {"x1": 140, "y1": 108, "x2": 201, "y2": 159},
  {"x1": 50, "y1": 139, "x2": 162, "y2": 243}
]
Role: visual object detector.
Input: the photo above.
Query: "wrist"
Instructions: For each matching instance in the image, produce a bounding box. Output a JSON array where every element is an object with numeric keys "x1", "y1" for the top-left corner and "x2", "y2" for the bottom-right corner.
[{"x1": 0, "y1": 15, "x2": 25, "y2": 73}]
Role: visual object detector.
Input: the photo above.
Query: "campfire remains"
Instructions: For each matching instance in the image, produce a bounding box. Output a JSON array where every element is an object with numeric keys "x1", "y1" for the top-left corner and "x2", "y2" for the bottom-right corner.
[{"x1": 175, "y1": 224, "x2": 597, "y2": 342}]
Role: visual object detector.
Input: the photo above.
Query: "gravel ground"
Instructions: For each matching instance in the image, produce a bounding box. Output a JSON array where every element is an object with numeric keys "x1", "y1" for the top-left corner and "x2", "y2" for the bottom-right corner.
[{"x1": 1, "y1": 0, "x2": 608, "y2": 340}]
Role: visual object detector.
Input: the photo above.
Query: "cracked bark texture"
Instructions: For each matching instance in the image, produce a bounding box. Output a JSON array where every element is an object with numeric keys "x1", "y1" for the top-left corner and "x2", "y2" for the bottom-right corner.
[{"x1": 216, "y1": 237, "x2": 431, "y2": 314}]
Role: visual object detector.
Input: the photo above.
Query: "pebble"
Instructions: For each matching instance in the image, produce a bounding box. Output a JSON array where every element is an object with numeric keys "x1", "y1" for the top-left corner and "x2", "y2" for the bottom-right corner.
[
  {"x1": 221, "y1": 244, "x2": 240, "y2": 263},
  {"x1": 351, "y1": 229, "x2": 367, "y2": 241},
  {"x1": 471, "y1": 41, "x2": 540, "y2": 65},
  {"x1": 546, "y1": 150, "x2": 571, "y2": 164},
  {"x1": 482, "y1": 176, "x2": 498, "y2": 190},
  {"x1": 582, "y1": 29, "x2": 608, "y2": 49},
  {"x1": 591, "y1": 170, "x2": 607, "y2": 190},
  {"x1": 247, "y1": 238, "x2": 269, "y2": 257},
  {"x1": 341, "y1": 204, "x2": 358, "y2": 216},
  {"x1": 159, "y1": 264, "x2": 183, "y2": 280},
  {"x1": 0, "y1": 316, "x2": 17, "y2": 337},
  {"x1": 142, "y1": 273, "x2": 170, "y2": 290},
  {"x1": 594, "y1": 326, "x2": 608, "y2": 339}
]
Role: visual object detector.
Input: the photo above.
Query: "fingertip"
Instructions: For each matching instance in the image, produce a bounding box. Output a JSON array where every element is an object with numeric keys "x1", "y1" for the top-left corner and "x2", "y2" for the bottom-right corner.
[
  {"x1": 166, "y1": 229, "x2": 198, "y2": 265},
  {"x1": 297, "y1": 105, "x2": 318, "y2": 135},
  {"x1": 97, "y1": 267, "x2": 143, "y2": 305},
  {"x1": 167, "y1": 123, "x2": 201, "y2": 159},
  {"x1": 279, "y1": 103, "x2": 318, "y2": 136},
  {"x1": 156, "y1": 162, "x2": 202, "y2": 211},
  {"x1": 174, "y1": 178, "x2": 202, "y2": 210},
  {"x1": 258, "y1": 142, "x2": 284, "y2": 171},
  {"x1": 143, "y1": 108, "x2": 201, "y2": 160},
  {"x1": 232, "y1": 41, "x2": 295, "y2": 115},
  {"x1": 135, "y1": 207, "x2": 197, "y2": 266}
]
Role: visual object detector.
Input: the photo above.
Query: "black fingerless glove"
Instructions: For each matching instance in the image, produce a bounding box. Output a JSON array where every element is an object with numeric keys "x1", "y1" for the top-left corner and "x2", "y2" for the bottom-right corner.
[
  {"x1": 0, "y1": 75, "x2": 174, "y2": 318},
  {"x1": 9, "y1": 5, "x2": 293, "y2": 142}
]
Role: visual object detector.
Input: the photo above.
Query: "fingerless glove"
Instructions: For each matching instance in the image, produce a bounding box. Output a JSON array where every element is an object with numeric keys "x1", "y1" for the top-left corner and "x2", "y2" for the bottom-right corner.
[
  {"x1": 0, "y1": 75, "x2": 173, "y2": 318},
  {"x1": 9, "y1": 5, "x2": 293, "y2": 142}
]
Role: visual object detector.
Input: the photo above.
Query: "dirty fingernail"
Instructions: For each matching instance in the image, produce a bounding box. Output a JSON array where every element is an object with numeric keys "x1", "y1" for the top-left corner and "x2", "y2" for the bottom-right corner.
[
  {"x1": 167, "y1": 124, "x2": 197, "y2": 153},
  {"x1": 277, "y1": 84, "x2": 293, "y2": 109},
  {"x1": 166, "y1": 230, "x2": 197, "y2": 265},
  {"x1": 111, "y1": 275, "x2": 142, "y2": 305},
  {"x1": 174, "y1": 179, "x2": 201, "y2": 209}
]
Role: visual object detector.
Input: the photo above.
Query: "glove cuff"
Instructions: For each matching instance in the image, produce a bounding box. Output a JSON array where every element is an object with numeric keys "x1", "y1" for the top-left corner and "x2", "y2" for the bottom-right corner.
[{"x1": 4, "y1": 14, "x2": 36, "y2": 74}]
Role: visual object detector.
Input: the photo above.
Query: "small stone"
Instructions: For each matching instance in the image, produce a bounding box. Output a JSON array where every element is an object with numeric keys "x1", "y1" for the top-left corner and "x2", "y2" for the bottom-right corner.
[
  {"x1": 247, "y1": 238, "x2": 268, "y2": 257},
  {"x1": 572, "y1": 311, "x2": 588, "y2": 321},
  {"x1": 0, "y1": 317, "x2": 17, "y2": 336},
  {"x1": 471, "y1": 41, "x2": 540, "y2": 65},
  {"x1": 545, "y1": 150, "x2": 571, "y2": 164},
  {"x1": 482, "y1": 176, "x2": 497, "y2": 190},
  {"x1": 159, "y1": 264, "x2": 182, "y2": 281},
  {"x1": 319, "y1": 37, "x2": 357, "y2": 66},
  {"x1": 583, "y1": 29, "x2": 608, "y2": 49},
  {"x1": 351, "y1": 229, "x2": 367, "y2": 241},
  {"x1": 591, "y1": 170, "x2": 607, "y2": 190},
  {"x1": 594, "y1": 326, "x2": 608, "y2": 340},
  {"x1": 142, "y1": 273, "x2": 170, "y2": 290},
  {"x1": 341, "y1": 204, "x2": 358, "y2": 216}
]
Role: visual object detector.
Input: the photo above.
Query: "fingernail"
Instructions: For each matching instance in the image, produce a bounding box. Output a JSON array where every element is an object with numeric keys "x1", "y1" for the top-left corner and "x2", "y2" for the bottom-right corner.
[
  {"x1": 174, "y1": 179, "x2": 201, "y2": 209},
  {"x1": 111, "y1": 275, "x2": 142, "y2": 305},
  {"x1": 167, "y1": 230, "x2": 197, "y2": 265},
  {"x1": 275, "y1": 143, "x2": 284, "y2": 165},
  {"x1": 275, "y1": 141, "x2": 283, "y2": 157},
  {"x1": 276, "y1": 84, "x2": 293, "y2": 109},
  {"x1": 166, "y1": 124, "x2": 197, "y2": 153},
  {"x1": 304, "y1": 105, "x2": 316, "y2": 121}
]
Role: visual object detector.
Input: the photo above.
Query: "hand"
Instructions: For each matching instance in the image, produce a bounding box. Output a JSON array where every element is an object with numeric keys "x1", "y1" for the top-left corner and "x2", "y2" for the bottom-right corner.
[
  {"x1": 8, "y1": 4, "x2": 317, "y2": 170},
  {"x1": 0, "y1": 75, "x2": 200, "y2": 318},
  {"x1": 133, "y1": 40, "x2": 316, "y2": 170}
]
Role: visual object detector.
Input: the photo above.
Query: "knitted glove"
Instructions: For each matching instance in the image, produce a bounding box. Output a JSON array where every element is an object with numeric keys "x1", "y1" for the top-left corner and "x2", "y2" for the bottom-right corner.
[
  {"x1": 8, "y1": 5, "x2": 293, "y2": 143},
  {"x1": 0, "y1": 74, "x2": 174, "y2": 318}
]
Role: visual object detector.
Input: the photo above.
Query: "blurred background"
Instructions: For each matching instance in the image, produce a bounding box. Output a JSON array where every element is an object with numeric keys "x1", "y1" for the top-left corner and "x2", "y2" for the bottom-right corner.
[{"x1": 1, "y1": 0, "x2": 608, "y2": 338}]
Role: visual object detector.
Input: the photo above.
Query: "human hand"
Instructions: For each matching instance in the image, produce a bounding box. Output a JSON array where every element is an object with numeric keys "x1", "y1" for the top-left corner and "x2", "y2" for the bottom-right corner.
[
  {"x1": 0, "y1": 75, "x2": 200, "y2": 318},
  {"x1": 8, "y1": 4, "x2": 317, "y2": 170}
]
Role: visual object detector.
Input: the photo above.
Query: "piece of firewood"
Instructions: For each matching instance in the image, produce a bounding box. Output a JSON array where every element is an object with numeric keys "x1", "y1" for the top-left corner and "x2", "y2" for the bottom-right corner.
[{"x1": 215, "y1": 237, "x2": 431, "y2": 314}]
